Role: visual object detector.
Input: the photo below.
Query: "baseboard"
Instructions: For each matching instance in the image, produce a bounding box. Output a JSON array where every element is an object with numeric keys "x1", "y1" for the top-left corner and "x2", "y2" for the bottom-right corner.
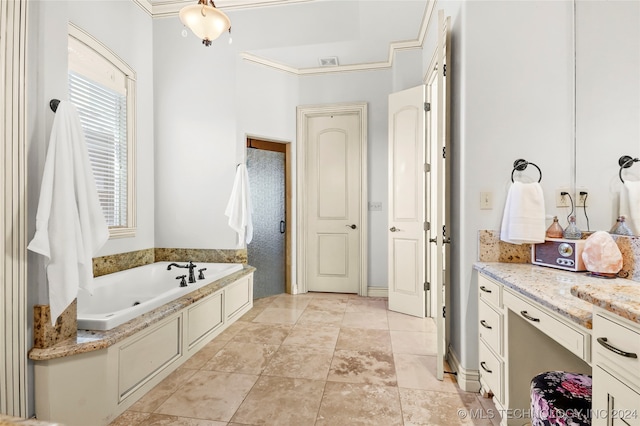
[
  {"x1": 447, "y1": 347, "x2": 481, "y2": 393},
  {"x1": 367, "y1": 287, "x2": 388, "y2": 297}
]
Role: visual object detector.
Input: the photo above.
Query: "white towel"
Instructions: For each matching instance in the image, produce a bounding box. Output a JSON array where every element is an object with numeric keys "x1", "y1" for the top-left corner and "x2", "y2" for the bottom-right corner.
[
  {"x1": 27, "y1": 101, "x2": 109, "y2": 325},
  {"x1": 619, "y1": 180, "x2": 640, "y2": 234},
  {"x1": 500, "y1": 181, "x2": 546, "y2": 244},
  {"x1": 225, "y1": 164, "x2": 253, "y2": 246}
]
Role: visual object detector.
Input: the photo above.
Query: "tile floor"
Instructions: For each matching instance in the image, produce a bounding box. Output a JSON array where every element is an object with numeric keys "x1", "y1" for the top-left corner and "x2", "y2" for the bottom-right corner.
[{"x1": 110, "y1": 293, "x2": 500, "y2": 426}]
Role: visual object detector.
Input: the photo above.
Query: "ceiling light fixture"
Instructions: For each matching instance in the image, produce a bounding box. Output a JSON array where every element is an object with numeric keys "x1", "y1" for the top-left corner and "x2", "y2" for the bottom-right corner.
[{"x1": 179, "y1": 0, "x2": 231, "y2": 47}]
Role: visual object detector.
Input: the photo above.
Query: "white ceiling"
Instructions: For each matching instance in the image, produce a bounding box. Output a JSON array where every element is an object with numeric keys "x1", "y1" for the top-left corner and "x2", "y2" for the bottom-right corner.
[{"x1": 148, "y1": 0, "x2": 430, "y2": 72}]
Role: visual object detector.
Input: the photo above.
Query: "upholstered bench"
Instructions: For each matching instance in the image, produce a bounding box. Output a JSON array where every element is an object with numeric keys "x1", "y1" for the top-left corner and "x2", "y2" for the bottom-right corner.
[{"x1": 530, "y1": 371, "x2": 592, "y2": 425}]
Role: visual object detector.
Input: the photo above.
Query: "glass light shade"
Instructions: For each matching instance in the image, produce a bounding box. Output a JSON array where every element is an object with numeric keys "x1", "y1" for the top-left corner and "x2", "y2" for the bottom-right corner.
[{"x1": 179, "y1": 3, "x2": 231, "y2": 45}]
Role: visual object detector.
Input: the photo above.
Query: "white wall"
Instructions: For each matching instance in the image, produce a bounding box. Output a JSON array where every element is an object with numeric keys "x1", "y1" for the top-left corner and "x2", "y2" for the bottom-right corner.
[
  {"x1": 26, "y1": 0, "x2": 154, "y2": 415},
  {"x1": 451, "y1": 1, "x2": 574, "y2": 371}
]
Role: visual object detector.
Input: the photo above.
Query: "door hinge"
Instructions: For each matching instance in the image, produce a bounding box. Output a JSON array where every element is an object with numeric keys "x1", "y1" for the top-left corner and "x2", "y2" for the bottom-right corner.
[
  {"x1": 443, "y1": 306, "x2": 446, "y2": 318},
  {"x1": 424, "y1": 221, "x2": 430, "y2": 231},
  {"x1": 442, "y1": 146, "x2": 446, "y2": 159},
  {"x1": 443, "y1": 64, "x2": 447, "y2": 77},
  {"x1": 424, "y1": 282, "x2": 430, "y2": 291},
  {"x1": 424, "y1": 102, "x2": 431, "y2": 112},
  {"x1": 424, "y1": 163, "x2": 430, "y2": 173}
]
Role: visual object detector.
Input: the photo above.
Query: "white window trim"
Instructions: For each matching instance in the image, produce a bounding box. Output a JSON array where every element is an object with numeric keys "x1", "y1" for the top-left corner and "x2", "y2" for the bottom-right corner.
[{"x1": 68, "y1": 23, "x2": 137, "y2": 238}]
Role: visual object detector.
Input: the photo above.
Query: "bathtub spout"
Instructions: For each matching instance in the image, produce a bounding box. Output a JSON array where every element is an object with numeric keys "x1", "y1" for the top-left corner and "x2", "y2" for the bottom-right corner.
[{"x1": 167, "y1": 262, "x2": 186, "y2": 271}]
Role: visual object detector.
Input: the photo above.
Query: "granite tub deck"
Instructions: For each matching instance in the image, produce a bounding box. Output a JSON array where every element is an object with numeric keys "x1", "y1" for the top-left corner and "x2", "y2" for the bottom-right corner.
[
  {"x1": 29, "y1": 265, "x2": 256, "y2": 361},
  {"x1": 473, "y1": 262, "x2": 640, "y2": 329}
]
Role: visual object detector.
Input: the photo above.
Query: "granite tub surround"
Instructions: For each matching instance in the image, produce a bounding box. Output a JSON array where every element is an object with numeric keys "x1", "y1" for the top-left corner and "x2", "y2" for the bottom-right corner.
[
  {"x1": 477, "y1": 230, "x2": 531, "y2": 263},
  {"x1": 474, "y1": 262, "x2": 600, "y2": 328},
  {"x1": 0, "y1": 415, "x2": 61, "y2": 426},
  {"x1": 93, "y1": 248, "x2": 154, "y2": 277},
  {"x1": 571, "y1": 280, "x2": 640, "y2": 325},
  {"x1": 32, "y1": 300, "x2": 77, "y2": 349},
  {"x1": 155, "y1": 248, "x2": 248, "y2": 264},
  {"x1": 28, "y1": 265, "x2": 256, "y2": 361}
]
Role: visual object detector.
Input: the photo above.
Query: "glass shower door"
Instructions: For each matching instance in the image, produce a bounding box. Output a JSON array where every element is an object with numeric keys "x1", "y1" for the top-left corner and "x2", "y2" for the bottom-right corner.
[{"x1": 247, "y1": 147, "x2": 285, "y2": 299}]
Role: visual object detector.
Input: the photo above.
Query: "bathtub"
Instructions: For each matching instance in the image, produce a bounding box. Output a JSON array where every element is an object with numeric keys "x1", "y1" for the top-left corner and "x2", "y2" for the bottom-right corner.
[{"x1": 77, "y1": 261, "x2": 244, "y2": 330}]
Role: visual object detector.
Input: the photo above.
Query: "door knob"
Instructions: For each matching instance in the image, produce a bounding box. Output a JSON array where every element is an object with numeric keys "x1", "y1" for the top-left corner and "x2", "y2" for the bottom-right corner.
[
  {"x1": 390, "y1": 226, "x2": 400, "y2": 232},
  {"x1": 346, "y1": 224, "x2": 357, "y2": 229}
]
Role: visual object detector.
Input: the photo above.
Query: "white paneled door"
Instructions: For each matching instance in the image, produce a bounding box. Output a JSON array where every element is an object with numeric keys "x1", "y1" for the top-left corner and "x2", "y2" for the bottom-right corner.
[
  {"x1": 300, "y1": 106, "x2": 366, "y2": 294},
  {"x1": 387, "y1": 85, "x2": 427, "y2": 318}
]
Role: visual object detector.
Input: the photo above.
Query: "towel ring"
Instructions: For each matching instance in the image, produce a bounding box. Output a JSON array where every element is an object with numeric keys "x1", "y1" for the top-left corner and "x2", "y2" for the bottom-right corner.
[
  {"x1": 511, "y1": 159, "x2": 542, "y2": 183},
  {"x1": 618, "y1": 155, "x2": 639, "y2": 183}
]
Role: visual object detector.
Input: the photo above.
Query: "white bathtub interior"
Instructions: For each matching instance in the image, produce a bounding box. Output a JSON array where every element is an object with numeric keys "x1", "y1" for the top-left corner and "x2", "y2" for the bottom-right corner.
[{"x1": 77, "y1": 262, "x2": 244, "y2": 330}]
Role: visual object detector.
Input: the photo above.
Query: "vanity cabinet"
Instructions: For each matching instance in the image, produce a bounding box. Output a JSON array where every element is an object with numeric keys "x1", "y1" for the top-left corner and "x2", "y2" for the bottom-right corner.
[
  {"x1": 478, "y1": 274, "x2": 505, "y2": 404},
  {"x1": 592, "y1": 307, "x2": 640, "y2": 425}
]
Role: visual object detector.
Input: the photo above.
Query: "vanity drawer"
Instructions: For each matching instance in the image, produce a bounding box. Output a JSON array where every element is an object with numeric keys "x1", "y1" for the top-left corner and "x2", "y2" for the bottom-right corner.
[
  {"x1": 479, "y1": 340, "x2": 503, "y2": 403},
  {"x1": 593, "y1": 309, "x2": 640, "y2": 385},
  {"x1": 479, "y1": 299, "x2": 503, "y2": 356},
  {"x1": 478, "y1": 274, "x2": 502, "y2": 308},
  {"x1": 504, "y1": 289, "x2": 587, "y2": 360}
]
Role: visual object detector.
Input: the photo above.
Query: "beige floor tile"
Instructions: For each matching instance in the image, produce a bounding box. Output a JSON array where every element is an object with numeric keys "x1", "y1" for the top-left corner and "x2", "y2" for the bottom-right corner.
[
  {"x1": 316, "y1": 382, "x2": 403, "y2": 425},
  {"x1": 306, "y1": 298, "x2": 348, "y2": 313},
  {"x1": 202, "y1": 341, "x2": 278, "y2": 374},
  {"x1": 476, "y1": 394, "x2": 502, "y2": 426},
  {"x1": 346, "y1": 298, "x2": 387, "y2": 313},
  {"x1": 137, "y1": 414, "x2": 227, "y2": 426},
  {"x1": 297, "y1": 308, "x2": 345, "y2": 325},
  {"x1": 155, "y1": 371, "x2": 258, "y2": 422},
  {"x1": 387, "y1": 311, "x2": 437, "y2": 332},
  {"x1": 109, "y1": 410, "x2": 151, "y2": 426},
  {"x1": 270, "y1": 294, "x2": 313, "y2": 309},
  {"x1": 129, "y1": 368, "x2": 198, "y2": 412},
  {"x1": 263, "y1": 344, "x2": 334, "y2": 380},
  {"x1": 336, "y1": 328, "x2": 392, "y2": 352},
  {"x1": 390, "y1": 330, "x2": 437, "y2": 355},
  {"x1": 251, "y1": 306, "x2": 305, "y2": 324},
  {"x1": 394, "y1": 353, "x2": 458, "y2": 392},
  {"x1": 230, "y1": 322, "x2": 292, "y2": 345},
  {"x1": 231, "y1": 376, "x2": 325, "y2": 426},
  {"x1": 282, "y1": 324, "x2": 340, "y2": 349},
  {"x1": 342, "y1": 311, "x2": 389, "y2": 330},
  {"x1": 179, "y1": 339, "x2": 228, "y2": 370},
  {"x1": 328, "y1": 349, "x2": 397, "y2": 386},
  {"x1": 399, "y1": 388, "x2": 494, "y2": 426},
  {"x1": 236, "y1": 306, "x2": 266, "y2": 322},
  {"x1": 214, "y1": 321, "x2": 248, "y2": 342}
]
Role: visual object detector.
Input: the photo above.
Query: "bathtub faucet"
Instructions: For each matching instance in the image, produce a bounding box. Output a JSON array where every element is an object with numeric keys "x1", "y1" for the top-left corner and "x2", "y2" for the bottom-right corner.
[{"x1": 167, "y1": 261, "x2": 198, "y2": 284}]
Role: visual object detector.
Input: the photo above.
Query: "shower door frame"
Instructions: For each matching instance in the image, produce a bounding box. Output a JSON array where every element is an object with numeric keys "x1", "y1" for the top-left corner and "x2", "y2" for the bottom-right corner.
[{"x1": 245, "y1": 137, "x2": 293, "y2": 294}]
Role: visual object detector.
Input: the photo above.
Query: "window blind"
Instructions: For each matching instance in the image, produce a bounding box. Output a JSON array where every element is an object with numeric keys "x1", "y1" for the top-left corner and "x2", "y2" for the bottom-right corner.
[{"x1": 69, "y1": 71, "x2": 128, "y2": 227}]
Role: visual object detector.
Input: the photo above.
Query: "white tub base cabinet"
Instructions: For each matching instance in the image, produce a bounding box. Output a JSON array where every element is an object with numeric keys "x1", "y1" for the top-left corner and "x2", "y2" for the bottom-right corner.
[{"x1": 34, "y1": 273, "x2": 253, "y2": 426}]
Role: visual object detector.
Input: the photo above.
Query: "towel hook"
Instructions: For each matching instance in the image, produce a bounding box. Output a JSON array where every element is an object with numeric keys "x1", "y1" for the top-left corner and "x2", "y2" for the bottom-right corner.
[
  {"x1": 511, "y1": 159, "x2": 542, "y2": 183},
  {"x1": 618, "y1": 155, "x2": 639, "y2": 183},
  {"x1": 49, "y1": 99, "x2": 60, "y2": 113}
]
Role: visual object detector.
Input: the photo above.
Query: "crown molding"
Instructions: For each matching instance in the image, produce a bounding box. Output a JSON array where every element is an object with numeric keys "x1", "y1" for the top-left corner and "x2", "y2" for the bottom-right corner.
[{"x1": 133, "y1": 0, "x2": 436, "y2": 75}]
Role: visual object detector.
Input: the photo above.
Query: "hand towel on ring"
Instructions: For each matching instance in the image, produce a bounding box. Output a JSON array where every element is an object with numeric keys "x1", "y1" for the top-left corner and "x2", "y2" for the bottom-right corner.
[{"x1": 500, "y1": 181, "x2": 546, "y2": 244}]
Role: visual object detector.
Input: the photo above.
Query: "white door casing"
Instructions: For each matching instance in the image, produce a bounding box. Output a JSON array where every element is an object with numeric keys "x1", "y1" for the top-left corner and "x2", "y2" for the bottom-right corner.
[
  {"x1": 387, "y1": 85, "x2": 427, "y2": 318},
  {"x1": 435, "y1": 9, "x2": 452, "y2": 381},
  {"x1": 296, "y1": 103, "x2": 368, "y2": 295}
]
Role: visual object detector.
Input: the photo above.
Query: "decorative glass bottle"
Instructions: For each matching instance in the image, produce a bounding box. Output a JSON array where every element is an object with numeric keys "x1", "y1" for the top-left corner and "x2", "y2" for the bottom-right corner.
[
  {"x1": 546, "y1": 216, "x2": 564, "y2": 239},
  {"x1": 611, "y1": 215, "x2": 634, "y2": 236},
  {"x1": 563, "y1": 216, "x2": 582, "y2": 240}
]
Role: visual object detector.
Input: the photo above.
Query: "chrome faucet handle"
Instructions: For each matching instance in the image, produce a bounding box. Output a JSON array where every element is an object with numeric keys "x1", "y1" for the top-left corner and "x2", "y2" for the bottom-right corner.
[
  {"x1": 198, "y1": 268, "x2": 207, "y2": 280},
  {"x1": 176, "y1": 275, "x2": 187, "y2": 287}
]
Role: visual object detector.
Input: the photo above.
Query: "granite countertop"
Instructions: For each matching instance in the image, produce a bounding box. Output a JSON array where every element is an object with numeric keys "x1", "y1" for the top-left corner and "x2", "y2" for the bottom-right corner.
[
  {"x1": 473, "y1": 262, "x2": 634, "y2": 329},
  {"x1": 0, "y1": 415, "x2": 61, "y2": 425},
  {"x1": 29, "y1": 266, "x2": 256, "y2": 361},
  {"x1": 570, "y1": 280, "x2": 640, "y2": 325}
]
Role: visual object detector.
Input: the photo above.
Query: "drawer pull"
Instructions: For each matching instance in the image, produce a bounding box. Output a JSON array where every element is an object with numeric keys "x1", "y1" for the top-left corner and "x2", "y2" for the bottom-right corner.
[
  {"x1": 597, "y1": 337, "x2": 638, "y2": 359},
  {"x1": 480, "y1": 320, "x2": 492, "y2": 329},
  {"x1": 480, "y1": 286, "x2": 492, "y2": 293},
  {"x1": 480, "y1": 361, "x2": 492, "y2": 374},
  {"x1": 520, "y1": 311, "x2": 540, "y2": 322}
]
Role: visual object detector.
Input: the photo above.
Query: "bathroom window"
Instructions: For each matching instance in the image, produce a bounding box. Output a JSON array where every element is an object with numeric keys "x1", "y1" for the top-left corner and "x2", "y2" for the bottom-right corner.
[{"x1": 67, "y1": 24, "x2": 136, "y2": 238}]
